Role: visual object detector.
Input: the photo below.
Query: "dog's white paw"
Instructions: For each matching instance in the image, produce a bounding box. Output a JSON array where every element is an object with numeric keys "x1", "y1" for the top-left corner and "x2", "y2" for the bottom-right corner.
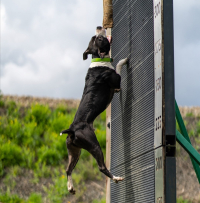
[
  {"x1": 68, "y1": 181, "x2": 76, "y2": 195},
  {"x1": 68, "y1": 176, "x2": 76, "y2": 195},
  {"x1": 112, "y1": 176, "x2": 124, "y2": 183}
]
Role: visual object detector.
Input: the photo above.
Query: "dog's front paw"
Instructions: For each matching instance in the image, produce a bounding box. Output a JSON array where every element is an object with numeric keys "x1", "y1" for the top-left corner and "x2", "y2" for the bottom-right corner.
[
  {"x1": 118, "y1": 58, "x2": 129, "y2": 66},
  {"x1": 112, "y1": 176, "x2": 124, "y2": 183},
  {"x1": 114, "y1": 89, "x2": 121, "y2": 93},
  {"x1": 123, "y1": 58, "x2": 129, "y2": 64}
]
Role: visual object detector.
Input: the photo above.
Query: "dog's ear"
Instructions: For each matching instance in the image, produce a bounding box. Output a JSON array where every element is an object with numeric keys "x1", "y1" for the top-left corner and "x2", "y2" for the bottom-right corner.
[
  {"x1": 83, "y1": 36, "x2": 96, "y2": 60},
  {"x1": 83, "y1": 48, "x2": 89, "y2": 60}
]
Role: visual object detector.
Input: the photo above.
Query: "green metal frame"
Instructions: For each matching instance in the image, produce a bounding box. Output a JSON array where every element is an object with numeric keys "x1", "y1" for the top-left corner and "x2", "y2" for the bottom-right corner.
[{"x1": 175, "y1": 100, "x2": 200, "y2": 183}]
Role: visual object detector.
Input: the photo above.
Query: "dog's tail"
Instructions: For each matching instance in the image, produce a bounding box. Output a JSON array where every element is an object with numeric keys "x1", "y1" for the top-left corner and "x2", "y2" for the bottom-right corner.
[
  {"x1": 60, "y1": 129, "x2": 73, "y2": 136},
  {"x1": 60, "y1": 122, "x2": 87, "y2": 136}
]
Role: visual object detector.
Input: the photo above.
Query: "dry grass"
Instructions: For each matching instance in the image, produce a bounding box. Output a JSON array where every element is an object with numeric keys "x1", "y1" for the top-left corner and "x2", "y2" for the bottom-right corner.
[
  {"x1": 179, "y1": 106, "x2": 200, "y2": 117},
  {"x1": 2, "y1": 95, "x2": 80, "y2": 109}
]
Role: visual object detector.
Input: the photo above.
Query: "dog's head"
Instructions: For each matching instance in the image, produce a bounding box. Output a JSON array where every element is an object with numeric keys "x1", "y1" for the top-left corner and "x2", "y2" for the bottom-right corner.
[{"x1": 83, "y1": 26, "x2": 111, "y2": 60}]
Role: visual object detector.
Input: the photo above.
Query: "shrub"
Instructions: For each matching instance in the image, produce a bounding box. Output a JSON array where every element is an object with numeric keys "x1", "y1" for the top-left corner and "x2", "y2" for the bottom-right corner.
[
  {"x1": 55, "y1": 104, "x2": 68, "y2": 115},
  {"x1": 54, "y1": 137, "x2": 68, "y2": 159},
  {"x1": 0, "y1": 160, "x2": 3, "y2": 177},
  {"x1": 27, "y1": 193, "x2": 42, "y2": 203},
  {"x1": 0, "y1": 90, "x2": 4, "y2": 107},
  {"x1": 26, "y1": 104, "x2": 51, "y2": 126},
  {"x1": 177, "y1": 197, "x2": 191, "y2": 203},
  {"x1": 44, "y1": 174, "x2": 69, "y2": 203},
  {"x1": 23, "y1": 122, "x2": 45, "y2": 148},
  {"x1": 4, "y1": 118, "x2": 23, "y2": 141},
  {"x1": 80, "y1": 149, "x2": 90, "y2": 160},
  {"x1": 6, "y1": 101, "x2": 19, "y2": 117},
  {"x1": 186, "y1": 112, "x2": 194, "y2": 117},
  {"x1": 0, "y1": 142, "x2": 24, "y2": 168},
  {"x1": 39, "y1": 147, "x2": 62, "y2": 166},
  {"x1": 0, "y1": 100, "x2": 5, "y2": 108},
  {"x1": 50, "y1": 114, "x2": 70, "y2": 133},
  {"x1": 96, "y1": 128, "x2": 106, "y2": 153},
  {"x1": 0, "y1": 191, "x2": 24, "y2": 203},
  {"x1": 100, "y1": 110, "x2": 106, "y2": 122},
  {"x1": 93, "y1": 198, "x2": 106, "y2": 203},
  {"x1": 197, "y1": 121, "x2": 200, "y2": 136}
]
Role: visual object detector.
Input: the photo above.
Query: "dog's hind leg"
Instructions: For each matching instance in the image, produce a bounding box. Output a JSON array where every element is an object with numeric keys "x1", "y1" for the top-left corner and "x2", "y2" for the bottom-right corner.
[
  {"x1": 89, "y1": 145, "x2": 124, "y2": 183},
  {"x1": 66, "y1": 135, "x2": 81, "y2": 195},
  {"x1": 73, "y1": 129, "x2": 124, "y2": 183}
]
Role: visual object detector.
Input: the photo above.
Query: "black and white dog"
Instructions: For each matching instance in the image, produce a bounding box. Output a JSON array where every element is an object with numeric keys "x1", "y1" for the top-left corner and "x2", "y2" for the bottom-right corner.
[{"x1": 60, "y1": 26, "x2": 128, "y2": 194}]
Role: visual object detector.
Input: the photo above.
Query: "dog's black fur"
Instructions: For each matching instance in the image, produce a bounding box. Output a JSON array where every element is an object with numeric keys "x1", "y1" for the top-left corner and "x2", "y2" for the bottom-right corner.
[{"x1": 61, "y1": 30, "x2": 125, "y2": 194}]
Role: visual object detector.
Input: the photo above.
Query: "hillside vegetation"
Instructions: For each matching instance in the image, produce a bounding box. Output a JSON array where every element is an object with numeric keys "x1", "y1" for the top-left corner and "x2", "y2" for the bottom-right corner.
[
  {"x1": 0, "y1": 95, "x2": 200, "y2": 203},
  {"x1": 0, "y1": 95, "x2": 106, "y2": 203}
]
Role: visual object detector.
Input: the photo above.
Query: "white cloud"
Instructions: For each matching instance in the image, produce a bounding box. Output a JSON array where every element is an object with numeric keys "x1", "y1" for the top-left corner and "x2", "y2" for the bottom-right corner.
[
  {"x1": 174, "y1": 0, "x2": 200, "y2": 105},
  {"x1": 1, "y1": 0, "x2": 200, "y2": 105},
  {"x1": 1, "y1": 0, "x2": 103, "y2": 98}
]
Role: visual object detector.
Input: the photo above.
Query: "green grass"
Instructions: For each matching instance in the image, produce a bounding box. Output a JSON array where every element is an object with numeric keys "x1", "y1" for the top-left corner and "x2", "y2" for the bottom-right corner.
[
  {"x1": 177, "y1": 197, "x2": 193, "y2": 203},
  {"x1": 0, "y1": 96, "x2": 107, "y2": 202},
  {"x1": 0, "y1": 190, "x2": 24, "y2": 203},
  {"x1": 1, "y1": 94, "x2": 198, "y2": 203}
]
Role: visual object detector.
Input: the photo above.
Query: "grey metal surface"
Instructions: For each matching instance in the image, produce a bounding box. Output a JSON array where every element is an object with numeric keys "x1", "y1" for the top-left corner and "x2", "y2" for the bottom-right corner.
[
  {"x1": 155, "y1": 147, "x2": 164, "y2": 203},
  {"x1": 111, "y1": 0, "x2": 155, "y2": 202}
]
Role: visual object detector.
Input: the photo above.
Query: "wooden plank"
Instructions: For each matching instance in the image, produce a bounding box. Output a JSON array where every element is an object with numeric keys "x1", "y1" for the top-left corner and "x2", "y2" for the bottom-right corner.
[
  {"x1": 106, "y1": 103, "x2": 111, "y2": 203},
  {"x1": 106, "y1": 27, "x2": 112, "y2": 203}
]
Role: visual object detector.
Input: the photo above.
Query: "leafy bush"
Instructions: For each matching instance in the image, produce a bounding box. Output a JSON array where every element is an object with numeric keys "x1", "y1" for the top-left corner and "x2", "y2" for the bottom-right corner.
[
  {"x1": 27, "y1": 193, "x2": 42, "y2": 203},
  {"x1": 38, "y1": 146, "x2": 62, "y2": 166},
  {"x1": 54, "y1": 136, "x2": 68, "y2": 159},
  {"x1": 0, "y1": 191, "x2": 24, "y2": 203},
  {"x1": 44, "y1": 174, "x2": 69, "y2": 203},
  {"x1": 96, "y1": 128, "x2": 106, "y2": 153},
  {"x1": 54, "y1": 104, "x2": 68, "y2": 115},
  {"x1": 26, "y1": 104, "x2": 51, "y2": 126},
  {"x1": 0, "y1": 142, "x2": 25, "y2": 168},
  {"x1": 0, "y1": 98, "x2": 107, "y2": 201},
  {"x1": 93, "y1": 198, "x2": 106, "y2": 203},
  {"x1": 100, "y1": 110, "x2": 106, "y2": 122},
  {"x1": 196, "y1": 121, "x2": 200, "y2": 136},
  {"x1": 50, "y1": 113, "x2": 71, "y2": 133},
  {"x1": 5, "y1": 118, "x2": 22, "y2": 141},
  {"x1": 0, "y1": 100, "x2": 5, "y2": 107},
  {"x1": 186, "y1": 112, "x2": 194, "y2": 117},
  {"x1": 177, "y1": 197, "x2": 191, "y2": 203},
  {"x1": 5, "y1": 100, "x2": 20, "y2": 118}
]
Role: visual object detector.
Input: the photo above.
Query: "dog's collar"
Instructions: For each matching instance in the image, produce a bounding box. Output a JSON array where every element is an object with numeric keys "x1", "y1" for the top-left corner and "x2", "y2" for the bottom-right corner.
[{"x1": 91, "y1": 58, "x2": 113, "y2": 63}]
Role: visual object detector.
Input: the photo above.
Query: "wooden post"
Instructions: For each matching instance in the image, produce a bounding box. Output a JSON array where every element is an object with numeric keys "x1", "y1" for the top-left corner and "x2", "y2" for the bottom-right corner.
[
  {"x1": 103, "y1": 0, "x2": 113, "y2": 29},
  {"x1": 106, "y1": 103, "x2": 111, "y2": 203},
  {"x1": 106, "y1": 27, "x2": 112, "y2": 203}
]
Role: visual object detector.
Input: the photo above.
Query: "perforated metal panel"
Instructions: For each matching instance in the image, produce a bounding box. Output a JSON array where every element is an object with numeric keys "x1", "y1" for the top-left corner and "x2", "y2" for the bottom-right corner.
[
  {"x1": 110, "y1": 0, "x2": 155, "y2": 202},
  {"x1": 110, "y1": 0, "x2": 176, "y2": 202}
]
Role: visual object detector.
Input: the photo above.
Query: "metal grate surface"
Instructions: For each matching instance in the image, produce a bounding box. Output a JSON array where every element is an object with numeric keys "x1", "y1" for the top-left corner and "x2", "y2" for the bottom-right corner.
[{"x1": 111, "y1": 0, "x2": 155, "y2": 202}]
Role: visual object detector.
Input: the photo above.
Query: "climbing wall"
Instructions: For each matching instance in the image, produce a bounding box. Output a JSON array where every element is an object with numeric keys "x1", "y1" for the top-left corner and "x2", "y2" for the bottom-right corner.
[{"x1": 109, "y1": 0, "x2": 176, "y2": 202}]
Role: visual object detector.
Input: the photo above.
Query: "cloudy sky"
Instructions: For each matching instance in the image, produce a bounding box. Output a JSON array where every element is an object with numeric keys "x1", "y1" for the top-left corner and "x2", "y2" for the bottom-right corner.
[{"x1": 0, "y1": 0, "x2": 200, "y2": 106}]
